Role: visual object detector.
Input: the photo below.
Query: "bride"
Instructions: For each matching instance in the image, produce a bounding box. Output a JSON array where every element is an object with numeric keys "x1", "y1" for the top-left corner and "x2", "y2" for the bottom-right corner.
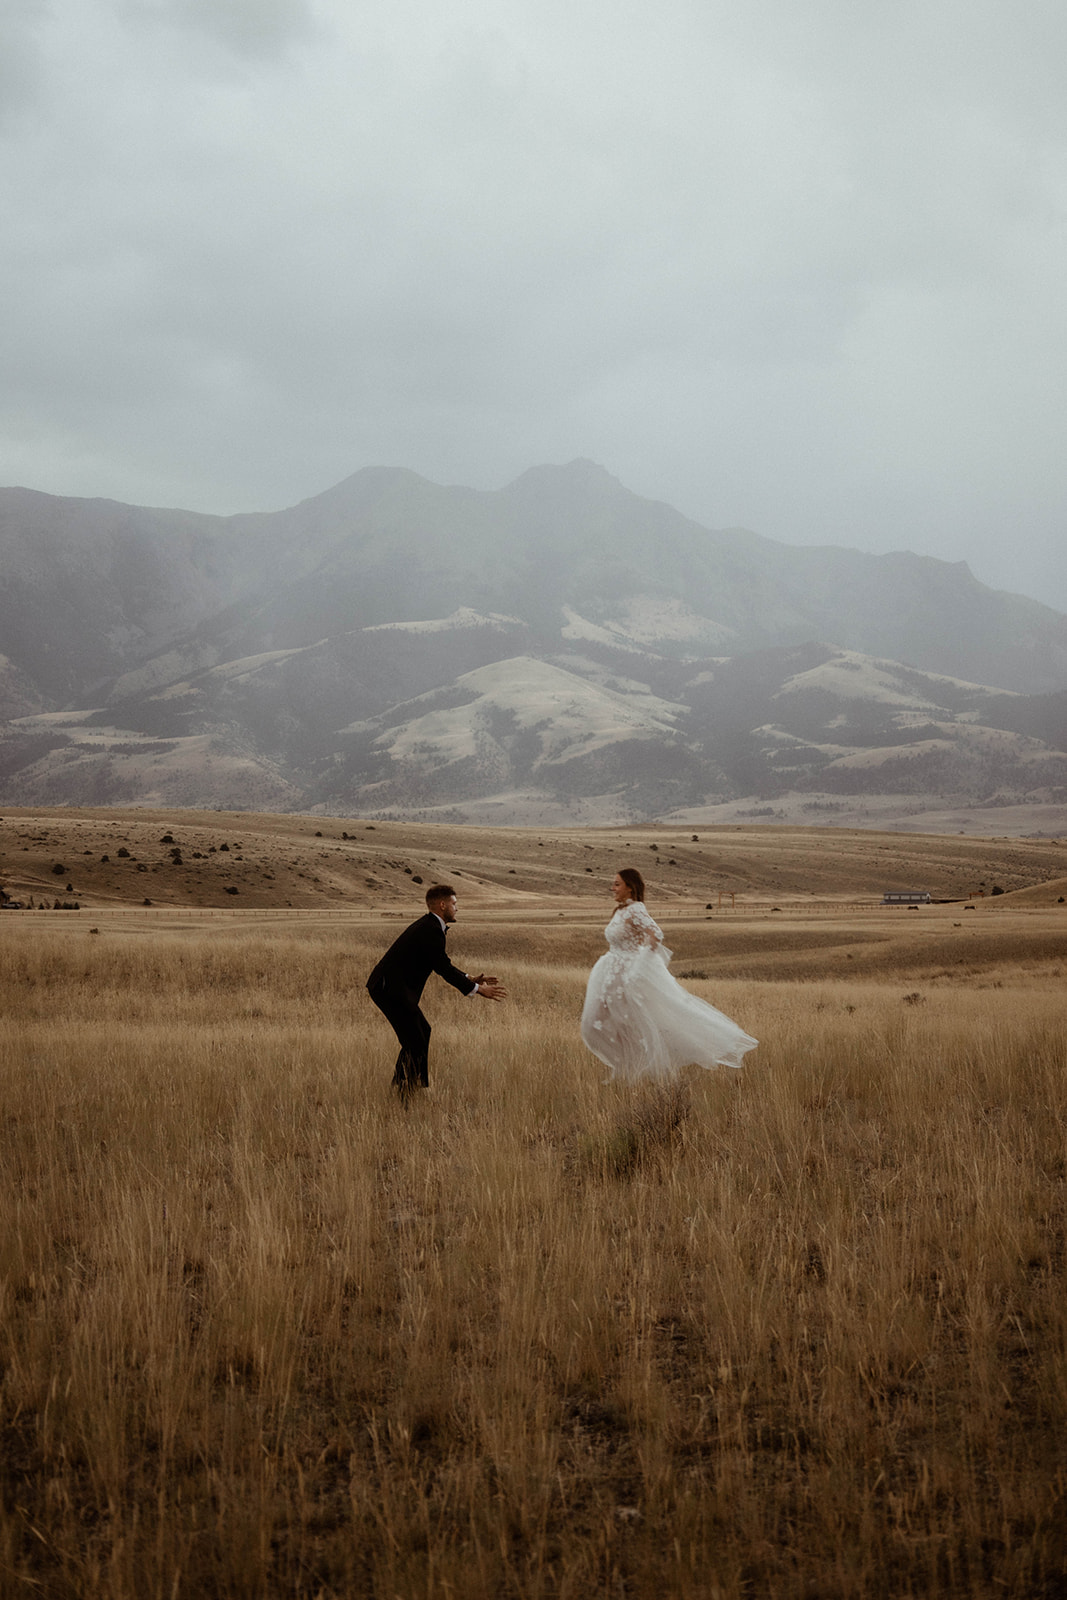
[{"x1": 580, "y1": 867, "x2": 757, "y2": 1082}]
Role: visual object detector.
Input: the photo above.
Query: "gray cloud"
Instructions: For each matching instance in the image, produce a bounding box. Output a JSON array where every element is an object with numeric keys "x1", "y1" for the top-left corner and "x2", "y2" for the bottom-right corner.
[
  {"x1": 2, "y1": 0, "x2": 1066, "y2": 608},
  {"x1": 117, "y1": 0, "x2": 319, "y2": 60}
]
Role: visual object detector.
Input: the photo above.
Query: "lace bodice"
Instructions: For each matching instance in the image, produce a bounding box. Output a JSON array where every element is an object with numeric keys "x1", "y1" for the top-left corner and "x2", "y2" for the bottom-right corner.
[{"x1": 604, "y1": 900, "x2": 663, "y2": 953}]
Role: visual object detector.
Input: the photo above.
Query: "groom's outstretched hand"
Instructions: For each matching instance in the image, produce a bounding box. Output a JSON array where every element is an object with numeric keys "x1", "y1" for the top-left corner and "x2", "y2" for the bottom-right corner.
[{"x1": 472, "y1": 974, "x2": 507, "y2": 1000}]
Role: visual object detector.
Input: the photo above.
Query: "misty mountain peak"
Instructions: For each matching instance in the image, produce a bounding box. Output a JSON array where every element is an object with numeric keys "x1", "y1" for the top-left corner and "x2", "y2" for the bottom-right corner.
[
  {"x1": 503, "y1": 459, "x2": 625, "y2": 499},
  {"x1": 290, "y1": 464, "x2": 436, "y2": 515}
]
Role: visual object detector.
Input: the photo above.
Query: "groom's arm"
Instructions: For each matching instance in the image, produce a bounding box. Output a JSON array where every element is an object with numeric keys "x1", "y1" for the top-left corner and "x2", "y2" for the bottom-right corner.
[
  {"x1": 424, "y1": 922, "x2": 507, "y2": 1000},
  {"x1": 433, "y1": 951, "x2": 507, "y2": 1000},
  {"x1": 428, "y1": 930, "x2": 480, "y2": 996}
]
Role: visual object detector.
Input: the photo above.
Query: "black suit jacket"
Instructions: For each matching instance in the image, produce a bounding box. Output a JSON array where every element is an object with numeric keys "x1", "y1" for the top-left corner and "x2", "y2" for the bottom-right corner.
[{"x1": 366, "y1": 914, "x2": 476, "y2": 1006}]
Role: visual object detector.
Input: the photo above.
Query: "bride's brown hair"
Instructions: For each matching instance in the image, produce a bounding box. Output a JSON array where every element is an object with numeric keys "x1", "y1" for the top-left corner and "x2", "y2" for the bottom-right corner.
[{"x1": 617, "y1": 867, "x2": 645, "y2": 902}]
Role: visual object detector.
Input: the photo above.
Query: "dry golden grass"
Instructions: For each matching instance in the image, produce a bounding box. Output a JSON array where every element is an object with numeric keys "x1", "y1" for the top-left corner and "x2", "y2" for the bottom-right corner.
[{"x1": 1, "y1": 897, "x2": 1065, "y2": 1599}]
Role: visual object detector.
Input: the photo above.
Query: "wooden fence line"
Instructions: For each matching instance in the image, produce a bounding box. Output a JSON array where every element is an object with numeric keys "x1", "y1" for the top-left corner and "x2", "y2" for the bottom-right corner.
[{"x1": 17, "y1": 899, "x2": 921, "y2": 921}]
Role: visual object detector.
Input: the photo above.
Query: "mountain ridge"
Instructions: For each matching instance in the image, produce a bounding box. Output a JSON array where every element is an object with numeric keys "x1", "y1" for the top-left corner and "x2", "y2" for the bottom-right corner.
[{"x1": 1, "y1": 462, "x2": 1066, "y2": 828}]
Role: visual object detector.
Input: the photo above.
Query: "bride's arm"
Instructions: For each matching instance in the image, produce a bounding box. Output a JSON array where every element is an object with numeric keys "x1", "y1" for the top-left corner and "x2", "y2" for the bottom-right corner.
[{"x1": 621, "y1": 902, "x2": 664, "y2": 950}]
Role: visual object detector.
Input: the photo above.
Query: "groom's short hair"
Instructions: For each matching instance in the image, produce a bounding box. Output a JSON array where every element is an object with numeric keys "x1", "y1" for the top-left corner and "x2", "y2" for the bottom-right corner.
[{"x1": 425, "y1": 884, "x2": 456, "y2": 906}]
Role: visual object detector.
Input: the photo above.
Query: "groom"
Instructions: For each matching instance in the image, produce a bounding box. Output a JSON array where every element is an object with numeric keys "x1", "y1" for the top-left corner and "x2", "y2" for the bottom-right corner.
[{"x1": 366, "y1": 884, "x2": 506, "y2": 1094}]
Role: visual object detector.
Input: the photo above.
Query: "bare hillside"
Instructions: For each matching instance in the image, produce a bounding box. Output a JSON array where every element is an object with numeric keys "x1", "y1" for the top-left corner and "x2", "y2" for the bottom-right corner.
[{"x1": 3, "y1": 806, "x2": 1066, "y2": 913}]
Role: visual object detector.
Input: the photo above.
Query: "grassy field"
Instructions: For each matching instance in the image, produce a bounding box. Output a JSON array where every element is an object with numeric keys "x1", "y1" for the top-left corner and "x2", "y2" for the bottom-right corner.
[{"x1": 1, "y1": 811, "x2": 1066, "y2": 1596}]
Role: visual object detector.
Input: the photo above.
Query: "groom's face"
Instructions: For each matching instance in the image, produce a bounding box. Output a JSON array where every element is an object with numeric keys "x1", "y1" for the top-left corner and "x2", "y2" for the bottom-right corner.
[{"x1": 435, "y1": 894, "x2": 458, "y2": 923}]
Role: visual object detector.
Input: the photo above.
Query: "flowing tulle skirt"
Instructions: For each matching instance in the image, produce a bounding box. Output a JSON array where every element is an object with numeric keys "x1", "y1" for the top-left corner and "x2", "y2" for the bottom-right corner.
[{"x1": 580, "y1": 945, "x2": 757, "y2": 1082}]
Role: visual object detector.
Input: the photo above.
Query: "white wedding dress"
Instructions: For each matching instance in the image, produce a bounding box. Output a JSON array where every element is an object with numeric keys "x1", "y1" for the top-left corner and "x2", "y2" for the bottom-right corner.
[{"x1": 581, "y1": 899, "x2": 757, "y2": 1082}]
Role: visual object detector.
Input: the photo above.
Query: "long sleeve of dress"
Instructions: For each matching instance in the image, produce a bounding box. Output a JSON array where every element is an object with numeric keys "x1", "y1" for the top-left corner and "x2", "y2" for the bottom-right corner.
[{"x1": 615, "y1": 901, "x2": 665, "y2": 953}]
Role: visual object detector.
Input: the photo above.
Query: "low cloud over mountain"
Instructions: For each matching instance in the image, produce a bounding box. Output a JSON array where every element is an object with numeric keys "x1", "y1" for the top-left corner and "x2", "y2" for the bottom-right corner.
[{"x1": 2, "y1": 462, "x2": 1066, "y2": 829}]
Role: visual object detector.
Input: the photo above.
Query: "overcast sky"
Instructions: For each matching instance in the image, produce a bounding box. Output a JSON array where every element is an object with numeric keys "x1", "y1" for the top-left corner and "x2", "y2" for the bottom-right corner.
[{"x1": 3, "y1": 0, "x2": 1067, "y2": 609}]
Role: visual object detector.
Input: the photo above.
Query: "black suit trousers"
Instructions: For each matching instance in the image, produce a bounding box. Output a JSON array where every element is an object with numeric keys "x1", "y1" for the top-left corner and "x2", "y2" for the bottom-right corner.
[{"x1": 368, "y1": 982, "x2": 431, "y2": 1090}]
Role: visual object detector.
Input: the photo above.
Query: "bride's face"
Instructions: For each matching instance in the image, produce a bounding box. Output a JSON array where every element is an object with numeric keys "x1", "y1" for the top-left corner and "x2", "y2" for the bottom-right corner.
[{"x1": 611, "y1": 873, "x2": 630, "y2": 904}]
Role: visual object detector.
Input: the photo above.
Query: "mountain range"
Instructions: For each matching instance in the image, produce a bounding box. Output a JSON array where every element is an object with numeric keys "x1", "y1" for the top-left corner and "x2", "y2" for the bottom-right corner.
[{"x1": 2, "y1": 459, "x2": 1066, "y2": 830}]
